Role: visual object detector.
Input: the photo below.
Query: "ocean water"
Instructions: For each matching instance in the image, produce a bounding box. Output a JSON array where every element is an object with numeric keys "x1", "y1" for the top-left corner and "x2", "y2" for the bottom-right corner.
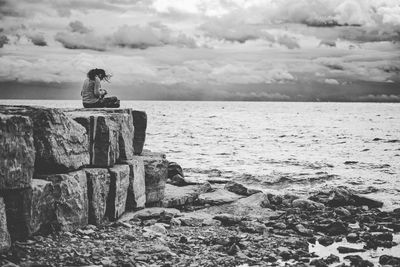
[{"x1": 1, "y1": 100, "x2": 399, "y2": 208}]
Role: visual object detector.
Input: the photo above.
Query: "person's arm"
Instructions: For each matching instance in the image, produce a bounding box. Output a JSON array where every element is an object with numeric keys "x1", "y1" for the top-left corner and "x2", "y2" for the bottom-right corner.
[{"x1": 93, "y1": 76, "x2": 101, "y2": 97}]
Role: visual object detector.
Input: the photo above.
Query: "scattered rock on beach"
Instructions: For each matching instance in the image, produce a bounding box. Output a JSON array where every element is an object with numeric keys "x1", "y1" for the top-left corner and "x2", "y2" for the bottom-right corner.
[
  {"x1": 309, "y1": 187, "x2": 383, "y2": 208},
  {"x1": 337, "y1": 246, "x2": 366, "y2": 254},
  {"x1": 379, "y1": 255, "x2": 400, "y2": 266},
  {"x1": 118, "y1": 207, "x2": 180, "y2": 222},
  {"x1": 292, "y1": 199, "x2": 325, "y2": 211}
]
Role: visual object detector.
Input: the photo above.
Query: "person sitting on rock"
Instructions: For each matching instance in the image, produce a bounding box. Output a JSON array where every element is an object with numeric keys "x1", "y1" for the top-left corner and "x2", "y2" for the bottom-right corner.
[{"x1": 81, "y1": 68, "x2": 120, "y2": 108}]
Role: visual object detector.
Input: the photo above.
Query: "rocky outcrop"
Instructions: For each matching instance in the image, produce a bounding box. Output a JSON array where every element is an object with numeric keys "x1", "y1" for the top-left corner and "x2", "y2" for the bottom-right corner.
[
  {"x1": 85, "y1": 168, "x2": 110, "y2": 225},
  {"x1": 0, "y1": 106, "x2": 89, "y2": 174},
  {"x1": 141, "y1": 151, "x2": 168, "y2": 206},
  {"x1": 0, "y1": 113, "x2": 35, "y2": 189},
  {"x1": 132, "y1": 111, "x2": 147, "y2": 155},
  {"x1": 0, "y1": 197, "x2": 11, "y2": 253},
  {"x1": 126, "y1": 157, "x2": 146, "y2": 210},
  {"x1": 40, "y1": 170, "x2": 89, "y2": 232},
  {"x1": 107, "y1": 165, "x2": 130, "y2": 221}
]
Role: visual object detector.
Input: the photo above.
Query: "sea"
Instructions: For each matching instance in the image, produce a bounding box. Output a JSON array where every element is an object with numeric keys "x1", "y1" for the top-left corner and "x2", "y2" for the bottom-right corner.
[{"x1": 1, "y1": 100, "x2": 399, "y2": 209}]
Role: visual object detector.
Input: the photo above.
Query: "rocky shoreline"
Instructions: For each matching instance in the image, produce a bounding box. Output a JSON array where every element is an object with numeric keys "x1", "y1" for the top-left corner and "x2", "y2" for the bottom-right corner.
[
  {"x1": 1, "y1": 106, "x2": 400, "y2": 266},
  {"x1": 2, "y1": 179, "x2": 400, "y2": 266}
]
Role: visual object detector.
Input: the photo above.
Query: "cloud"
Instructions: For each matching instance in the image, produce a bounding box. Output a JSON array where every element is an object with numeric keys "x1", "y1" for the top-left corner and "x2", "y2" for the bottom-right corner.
[
  {"x1": 0, "y1": 34, "x2": 9, "y2": 47},
  {"x1": 358, "y1": 94, "x2": 400, "y2": 102},
  {"x1": 69, "y1": 20, "x2": 91, "y2": 34},
  {"x1": 111, "y1": 23, "x2": 196, "y2": 49},
  {"x1": 54, "y1": 20, "x2": 197, "y2": 51},
  {"x1": 26, "y1": 32, "x2": 47, "y2": 46},
  {"x1": 277, "y1": 35, "x2": 300, "y2": 49},
  {"x1": 55, "y1": 31, "x2": 107, "y2": 51},
  {"x1": 324, "y1": 78, "x2": 340, "y2": 85}
]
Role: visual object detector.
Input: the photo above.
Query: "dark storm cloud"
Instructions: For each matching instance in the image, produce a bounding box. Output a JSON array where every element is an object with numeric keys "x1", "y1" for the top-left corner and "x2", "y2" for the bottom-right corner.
[
  {"x1": 55, "y1": 21, "x2": 196, "y2": 51},
  {"x1": 69, "y1": 21, "x2": 91, "y2": 34},
  {"x1": 27, "y1": 32, "x2": 47, "y2": 46},
  {"x1": 55, "y1": 31, "x2": 106, "y2": 51},
  {"x1": 0, "y1": 34, "x2": 9, "y2": 47}
]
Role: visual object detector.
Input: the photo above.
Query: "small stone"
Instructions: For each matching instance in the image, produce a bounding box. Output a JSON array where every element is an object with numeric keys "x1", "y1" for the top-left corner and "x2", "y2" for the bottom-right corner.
[
  {"x1": 379, "y1": 255, "x2": 400, "y2": 266},
  {"x1": 325, "y1": 254, "x2": 339, "y2": 264},
  {"x1": 337, "y1": 246, "x2": 366, "y2": 254},
  {"x1": 179, "y1": 236, "x2": 188, "y2": 243},
  {"x1": 213, "y1": 214, "x2": 242, "y2": 226},
  {"x1": 239, "y1": 221, "x2": 267, "y2": 234},
  {"x1": 310, "y1": 259, "x2": 328, "y2": 267},
  {"x1": 296, "y1": 224, "x2": 313, "y2": 236},
  {"x1": 274, "y1": 222, "x2": 287, "y2": 229},
  {"x1": 318, "y1": 236, "x2": 334, "y2": 246},
  {"x1": 334, "y1": 207, "x2": 351, "y2": 216},
  {"x1": 279, "y1": 250, "x2": 292, "y2": 261},
  {"x1": 292, "y1": 199, "x2": 324, "y2": 210},
  {"x1": 326, "y1": 221, "x2": 347, "y2": 236},
  {"x1": 145, "y1": 223, "x2": 167, "y2": 235},
  {"x1": 346, "y1": 233, "x2": 358, "y2": 242}
]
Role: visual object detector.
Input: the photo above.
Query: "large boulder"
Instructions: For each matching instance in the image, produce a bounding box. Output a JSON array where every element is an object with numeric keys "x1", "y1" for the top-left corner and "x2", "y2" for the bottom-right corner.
[
  {"x1": 125, "y1": 157, "x2": 146, "y2": 210},
  {"x1": 3, "y1": 188, "x2": 32, "y2": 241},
  {"x1": 119, "y1": 207, "x2": 181, "y2": 222},
  {"x1": 39, "y1": 170, "x2": 89, "y2": 231},
  {"x1": 198, "y1": 189, "x2": 244, "y2": 205},
  {"x1": 3, "y1": 180, "x2": 55, "y2": 240},
  {"x1": 224, "y1": 181, "x2": 262, "y2": 196},
  {"x1": 0, "y1": 105, "x2": 89, "y2": 174},
  {"x1": 30, "y1": 179, "x2": 56, "y2": 234},
  {"x1": 196, "y1": 192, "x2": 280, "y2": 220},
  {"x1": 106, "y1": 165, "x2": 130, "y2": 220},
  {"x1": 0, "y1": 113, "x2": 35, "y2": 189},
  {"x1": 141, "y1": 151, "x2": 168, "y2": 206},
  {"x1": 0, "y1": 197, "x2": 11, "y2": 253},
  {"x1": 162, "y1": 183, "x2": 211, "y2": 208},
  {"x1": 66, "y1": 109, "x2": 135, "y2": 167},
  {"x1": 310, "y1": 187, "x2": 383, "y2": 208},
  {"x1": 84, "y1": 168, "x2": 110, "y2": 225},
  {"x1": 132, "y1": 110, "x2": 147, "y2": 155}
]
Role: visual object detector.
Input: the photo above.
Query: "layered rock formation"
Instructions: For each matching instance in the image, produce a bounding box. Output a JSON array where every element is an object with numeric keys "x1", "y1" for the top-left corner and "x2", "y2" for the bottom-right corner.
[
  {"x1": 85, "y1": 168, "x2": 111, "y2": 225},
  {"x1": 0, "y1": 105, "x2": 167, "y2": 252},
  {"x1": 0, "y1": 198, "x2": 11, "y2": 253},
  {"x1": 107, "y1": 165, "x2": 130, "y2": 221},
  {"x1": 141, "y1": 151, "x2": 168, "y2": 206},
  {"x1": 0, "y1": 113, "x2": 35, "y2": 189},
  {"x1": 0, "y1": 106, "x2": 89, "y2": 174},
  {"x1": 126, "y1": 156, "x2": 146, "y2": 210}
]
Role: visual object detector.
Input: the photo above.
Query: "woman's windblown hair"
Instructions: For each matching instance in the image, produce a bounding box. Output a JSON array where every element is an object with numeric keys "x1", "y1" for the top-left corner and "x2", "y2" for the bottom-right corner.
[{"x1": 87, "y1": 68, "x2": 112, "y2": 82}]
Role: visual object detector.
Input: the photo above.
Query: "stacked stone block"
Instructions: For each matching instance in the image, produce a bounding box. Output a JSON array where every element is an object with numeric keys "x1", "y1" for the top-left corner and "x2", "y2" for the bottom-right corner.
[{"x1": 0, "y1": 105, "x2": 168, "y2": 252}]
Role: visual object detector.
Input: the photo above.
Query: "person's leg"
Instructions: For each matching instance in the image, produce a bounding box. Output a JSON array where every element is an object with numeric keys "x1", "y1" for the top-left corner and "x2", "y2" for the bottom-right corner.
[{"x1": 99, "y1": 96, "x2": 120, "y2": 108}]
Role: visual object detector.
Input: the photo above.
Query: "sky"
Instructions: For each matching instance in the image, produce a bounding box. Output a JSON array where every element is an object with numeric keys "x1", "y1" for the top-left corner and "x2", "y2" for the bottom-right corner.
[{"x1": 0, "y1": 0, "x2": 399, "y2": 101}]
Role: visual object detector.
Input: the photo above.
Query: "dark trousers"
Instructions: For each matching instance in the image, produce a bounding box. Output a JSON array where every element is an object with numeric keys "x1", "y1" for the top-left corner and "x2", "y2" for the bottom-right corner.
[{"x1": 83, "y1": 97, "x2": 120, "y2": 108}]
